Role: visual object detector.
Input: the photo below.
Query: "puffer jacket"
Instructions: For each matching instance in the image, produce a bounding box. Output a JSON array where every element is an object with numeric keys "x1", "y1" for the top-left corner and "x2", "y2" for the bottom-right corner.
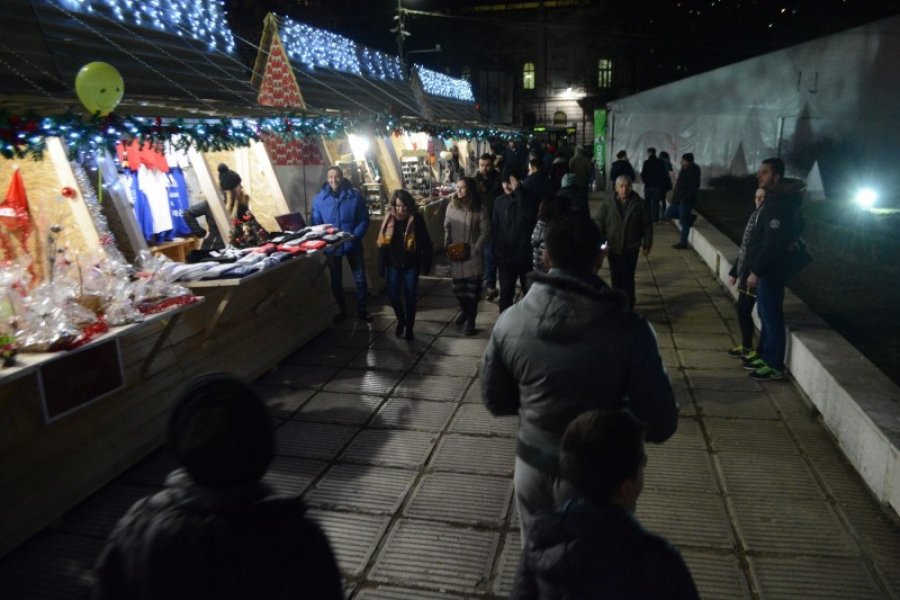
[
  {"x1": 744, "y1": 178, "x2": 805, "y2": 279},
  {"x1": 92, "y1": 470, "x2": 343, "y2": 600},
  {"x1": 310, "y1": 179, "x2": 369, "y2": 256},
  {"x1": 512, "y1": 499, "x2": 699, "y2": 600},
  {"x1": 480, "y1": 269, "x2": 678, "y2": 474},
  {"x1": 595, "y1": 191, "x2": 652, "y2": 255}
]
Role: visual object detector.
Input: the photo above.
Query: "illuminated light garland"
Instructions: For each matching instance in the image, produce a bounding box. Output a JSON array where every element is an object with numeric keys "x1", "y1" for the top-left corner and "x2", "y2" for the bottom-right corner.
[
  {"x1": 61, "y1": 0, "x2": 235, "y2": 53},
  {"x1": 0, "y1": 110, "x2": 522, "y2": 160},
  {"x1": 415, "y1": 66, "x2": 475, "y2": 102}
]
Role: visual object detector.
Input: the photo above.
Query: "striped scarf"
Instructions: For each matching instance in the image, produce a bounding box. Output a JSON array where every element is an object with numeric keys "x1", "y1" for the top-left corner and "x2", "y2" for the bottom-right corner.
[{"x1": 377, "y1": 212, "x2": 416, "y2": 251}]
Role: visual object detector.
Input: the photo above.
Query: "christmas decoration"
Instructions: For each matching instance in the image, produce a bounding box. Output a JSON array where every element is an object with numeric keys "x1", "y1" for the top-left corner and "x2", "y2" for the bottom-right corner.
[
  {"x1": 415, "y1": 66, "x2": 475, "y2": 102},
  {"x1": 75, "y1": 62, "x2": 125, "y2": 117}
]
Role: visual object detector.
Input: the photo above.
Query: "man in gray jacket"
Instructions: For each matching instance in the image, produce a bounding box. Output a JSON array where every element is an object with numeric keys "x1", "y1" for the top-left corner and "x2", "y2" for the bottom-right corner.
[{"x1": 480, "y1": 214, "x2": 678, "y2": 540}]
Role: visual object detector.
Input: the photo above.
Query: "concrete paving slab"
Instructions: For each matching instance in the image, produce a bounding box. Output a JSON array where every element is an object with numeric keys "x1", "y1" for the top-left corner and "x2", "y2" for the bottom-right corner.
[
  {"x1": 263, "y1": 455, "x2": 327, "y2": 496},
  {"x1": 257, "y1": 386, "x2": 316, "y2": 418},
  {"x1": 644, "y1": 447, "x2": 720, "y2": 494},
  {"x1": 369, "y1": 334, "x2": 432, "y2": 353},
  {"x1": 349, "y1": 349, "x2": 421, "y2": 372},
  {"x1": 256, "y1": 364, "x2": 341, "y2": 390},
  {"x1": 448, "y1": 403, "x2": 519, "y2": 437},
  {"x1": 354, "y1": 585, "x2": 467, "y2": 599},
  {"x1": 686, "y1": 368, "x2": 765, "y2": 393},
  {"x1": 764, "y1": 383, "x2": 818, "y2": 421},
  {"x1": 679, "y1": 349, "x2": 746, "y2": 370},
  {"x1": 670, "y1": 317, "x2": 733, "y2": 335},
  {"x1": 370, "y1": 518, "x2": 500, "y2": 593},
  {"x1": 314, "y1": 328, "x2": 382, "y2": 349},
  {"x1": 674, "y1": 333, "x2": 737, "y2": 351},
  {"x1": 306, "y1": 464, "x2": 417, "y2": 515},
  {"x1": 308, "y1": 510, "x2": 391, "y2": 578},
  {"x1": 680, "y1": 550, "x2": 751, "y2": 600},
  {"x1": 372, "y1": 398, "x2": 457, "y2": 432},
  {"x1": 412, "y1": 353, "x2": 480, "y2": 378},
  {"x1": 324, "y1": 368, "x2": 403, "y2": 396},
  {"x1": 716, "y1": 452, "x2": 824, "y2": 499},
  {"x1": 340, "y1": 429, "x2": 438, "y2": 469},
  {"x1": 693, "y1": 389, "x2": 780, "y2": 420},
  {"x1": 0, "y1": 532, "x2": 101, "y2": 600},
  {"x1": 274, "y1": 421, "x2": 359, "y2": 460},
  {"x1": 393, "y1": 373, "x2": 471, "y2": 402},
  {"x1": 462, "y1": 379, "x2": 482, "y2": 403},
  {"x1": 416, "y1": 295, "x2": 461, "y2": 309},
  {"x1": 403, "y1": 472, "x2": 512, "y2": 526},
  {"x1": 749, "y1": 555, "x2": 883, "y2": 599},
  {"x1": 636, "y1": 489, "x2": 734, "y2": 549},
  {"x1": 661, "y1": 417, "x2": 708, "y2": 451},
  {"x1": 492, "y1": 529, "x2": 522, "y2": 598},
  {"x1": 293, "y1": 391, "x2": 384, "y2": 426},
  {"x1": 440, "y1": 324, "x2": 494, "y2": 339},
  {"x1": 429, "y1": 336, "x2": 490, "y2": 357},
  {"x1": 413, "y1": 307, "x2": 459, "y2": 322},
  {"x1": 429, "y1": 434, "x2": 516, "y2": 477},
  {"x1": 730, "y1": 494, "x2": 859, "y2": 556},
  {"x1": 281, "y1": 344, "x2": 359, "y2": 368},
  {"x1": 705, "y1": 419, "x2": 800, "y2": 455}
]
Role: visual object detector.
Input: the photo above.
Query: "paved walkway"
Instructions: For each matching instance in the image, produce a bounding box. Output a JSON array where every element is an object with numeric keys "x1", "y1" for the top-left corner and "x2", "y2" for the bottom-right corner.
[{"x1": 2, "y1": 225, "x2": 900, "y2": 599}]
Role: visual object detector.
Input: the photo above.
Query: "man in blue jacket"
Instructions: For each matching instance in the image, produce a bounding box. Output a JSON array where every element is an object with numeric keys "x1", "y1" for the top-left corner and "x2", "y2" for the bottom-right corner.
[{"x1": 311, "y1": 165, "x2": 373, "y2": 322}]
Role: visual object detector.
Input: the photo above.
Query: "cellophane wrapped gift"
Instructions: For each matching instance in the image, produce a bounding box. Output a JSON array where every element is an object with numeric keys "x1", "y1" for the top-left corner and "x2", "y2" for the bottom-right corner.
[{"x1": 132, "y1": 251, "x2": 198, "y2": 314}]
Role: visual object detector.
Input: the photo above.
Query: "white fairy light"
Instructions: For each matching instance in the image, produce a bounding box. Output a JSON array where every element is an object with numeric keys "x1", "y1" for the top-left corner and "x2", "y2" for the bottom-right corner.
[{"x1": 415, "y1": 65, "x2": 475, "y2": 102}]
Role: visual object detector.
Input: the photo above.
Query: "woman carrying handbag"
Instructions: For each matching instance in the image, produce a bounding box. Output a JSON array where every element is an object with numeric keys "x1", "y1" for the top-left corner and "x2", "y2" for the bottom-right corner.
[
  {"x1": 444, "y1": 177, "x2": 490, "y2": 336},
  {"x1": 377, "y1": 190, "x2": 433, "y2": 340}
]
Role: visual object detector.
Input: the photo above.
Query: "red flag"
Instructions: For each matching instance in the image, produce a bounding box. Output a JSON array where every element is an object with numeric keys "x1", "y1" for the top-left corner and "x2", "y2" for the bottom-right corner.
[{"x1": 0, "y1": 168, "x2": 32, "y2": 239}]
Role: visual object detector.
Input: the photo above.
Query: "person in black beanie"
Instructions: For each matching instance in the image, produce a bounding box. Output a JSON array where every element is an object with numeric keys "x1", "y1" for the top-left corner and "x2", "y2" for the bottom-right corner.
[{"x1": 92, "y1": 374, "x2": 344, "y2": 600}]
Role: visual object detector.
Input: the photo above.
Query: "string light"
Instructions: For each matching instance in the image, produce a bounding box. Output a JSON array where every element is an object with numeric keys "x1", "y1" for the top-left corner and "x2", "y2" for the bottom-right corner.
[
  {"x1": 61, "y1": 0, "x2": 235, "y2": 53},
  {"x1": 415, "y1": 66, "x2": 475, "y2": 102}
]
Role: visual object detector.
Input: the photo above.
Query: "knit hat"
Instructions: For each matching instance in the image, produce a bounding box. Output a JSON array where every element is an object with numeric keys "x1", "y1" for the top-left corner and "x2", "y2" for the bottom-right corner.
[
  {"x1": 168, "y1": 374, "x2": 274, "y2": 490},
  {"x1": 219, "y1": 167, "x2": 242, "y2": 192}
]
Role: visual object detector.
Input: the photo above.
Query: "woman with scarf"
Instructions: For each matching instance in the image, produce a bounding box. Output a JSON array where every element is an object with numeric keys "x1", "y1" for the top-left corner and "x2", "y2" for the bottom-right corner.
[
  {"x1": 444, "y1": 176, "x2": 490, "y2": 336},
  {"x1": 377, "y1": 190, "x2": 433, "y2": 340}
]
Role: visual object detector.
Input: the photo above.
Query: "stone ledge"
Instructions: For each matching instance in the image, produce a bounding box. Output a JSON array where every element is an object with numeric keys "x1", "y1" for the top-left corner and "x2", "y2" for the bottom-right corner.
[{"x1": 682, "y1": 217, "x2": 900, "y2": 515}]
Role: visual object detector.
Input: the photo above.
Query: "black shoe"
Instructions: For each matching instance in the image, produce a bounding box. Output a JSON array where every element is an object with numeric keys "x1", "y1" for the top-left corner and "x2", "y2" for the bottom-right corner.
[
  {"x1": 671, "y1": 243, "x2": 688, "y2": 250},
  {"x1": 455, "y1": 312, "x2": 467, "y2": 326},
  {"x1": 405, "y1": 327, "x2": 414, "y2": 341},
  {"x1": 333, "y1": 311, "x2": 348, "y2": 324},
  {"x1": 395, "y1": 322, "x2": 405, "y2": 337},
  {"x1": 358, "y1": 312, "x2": 374, "y2": 323}
]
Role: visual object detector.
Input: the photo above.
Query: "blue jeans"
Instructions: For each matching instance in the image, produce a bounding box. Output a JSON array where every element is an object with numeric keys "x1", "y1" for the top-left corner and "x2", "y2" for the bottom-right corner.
[
  {"x1": 484, "y1": 241, "x2": 497, "y2": 288},
  {"x1": 385, "y1": 266, "x2": 420, "y2": 326},
  {"x1": 645, "y1": 187, "x2": 662, "y2": 222},
  {"x1": 327, "y1": 249, "x2": 367, "y2": 315},
  {"x1": 665, "y1": 201, "x2": 694, "y2": 246},
  {"x1": 756, "y1": 276, "x2": 786, "y2": 370}
]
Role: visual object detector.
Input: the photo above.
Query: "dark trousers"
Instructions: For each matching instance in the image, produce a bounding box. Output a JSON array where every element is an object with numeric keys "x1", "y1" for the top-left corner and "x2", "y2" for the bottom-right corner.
[
  {"x1": 497, "y1": 263, "x2": 531, "y2": 312},
  {"x1": 645, "y1": 187, "x2": 662, "y2": 222},
  {"x1": 665, "y1": 201, "x2": 695, "y2": 246},
  {"x1": 326, "y1": 249, "x2": 367, "y2": 315},
  {"x1": 484, "y1": 241, "x2": 497, "y2": 288},
  {"x1": 608, "y1": 250, "x2": 639, "y2": 309},
  {"x1": 385, "y1": 266, "x2": 420, "y2": 328},
  {"x1": 757, "y1": 276, "x2": 786, "y2": 370},
  {"x1": 736, "y1": 290, "x2": 757, "y2": 350}
]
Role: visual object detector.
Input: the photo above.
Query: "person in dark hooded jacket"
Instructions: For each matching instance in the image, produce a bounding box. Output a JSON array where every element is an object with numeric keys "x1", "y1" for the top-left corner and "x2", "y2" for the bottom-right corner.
[
  {"x1": 511, "y1": 409, "x2": 699, "y2": 600},
  {"x1": 92, "y1": 374, "x2": 343, "y2": 600},
  {"x1": 480, "y1": 214, "x2": 678, "y2": 540}
]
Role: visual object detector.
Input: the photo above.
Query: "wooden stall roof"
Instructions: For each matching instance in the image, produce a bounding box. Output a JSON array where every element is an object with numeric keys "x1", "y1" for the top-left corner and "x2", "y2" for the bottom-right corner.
[{"x1": 0, "y1": 0, "x2": 258, "y2": 117}]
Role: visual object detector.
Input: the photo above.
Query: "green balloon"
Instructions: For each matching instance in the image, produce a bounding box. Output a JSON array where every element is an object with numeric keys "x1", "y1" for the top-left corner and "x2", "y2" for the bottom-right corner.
[{"x1": 75, "y1": 62, "x2": 124, "y2": 116}]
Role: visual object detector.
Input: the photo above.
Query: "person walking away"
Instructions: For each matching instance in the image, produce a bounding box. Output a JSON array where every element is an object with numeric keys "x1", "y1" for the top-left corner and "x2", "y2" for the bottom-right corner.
[
  {"x1": 512, "y1": 409, "x2": 699, "y2": 600},
  {"x1": 92, "y1": 374, "x2": 344, "y2": 600},
  {"x1": 531, "y1": 195, "x2": 572, "y2": 274},
  {"x1": 445, "y1": 176, "x2": 490, "y2": 336},
  {"x1": 521, "y1": 158, "x2": 553, "y2": 206},
  {"x1": 475, "y1": 153, "x2": 502, "y2": 301},
  {"x1": 640, "y1": 147, "x2": 668, "y2": 224},
  {"x1": 311, "y1": 165, "x2": 372, "y2": 323},
  {"x1": 727, "y1": 187, "x2": 766, "y2": 361},
  {"x1": 667, "y1": 153, "x2": 701, "y2": 249},
  {"x1": 658, "y1": 151, "x2": 675, "y2": 219},
  {"x1": 609, "y1": 150, "x2": 635, "y2": 184},
  {"x1": 568, "y1": 146, "x2": 593, "y2": 207},
  {"x1": 492, "y1": 170, "x2": 539, "y2": 312},
  {"x1": 742, "y1": 158, "x2": 805, "y2": 381},
  {"x1": 481, "y1": 214, "x2": 678, "y2": 539},
  {"x1": 595, "y1": 175, "x2": 653, "y2": 310},
  {"x1": 377, "y1": 190, "x2": 433, "y2": 340}
]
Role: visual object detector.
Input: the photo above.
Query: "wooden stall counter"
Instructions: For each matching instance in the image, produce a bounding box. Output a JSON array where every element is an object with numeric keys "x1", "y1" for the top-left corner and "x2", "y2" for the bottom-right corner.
[{"x1": 0, "y1": 253, "x2": 339, "y2": 558}]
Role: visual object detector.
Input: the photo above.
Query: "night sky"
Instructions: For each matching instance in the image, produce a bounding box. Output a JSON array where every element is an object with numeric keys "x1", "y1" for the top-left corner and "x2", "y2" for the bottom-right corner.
[{"x1": 227, "y1": 0, "x2": 900, "y2": 90}]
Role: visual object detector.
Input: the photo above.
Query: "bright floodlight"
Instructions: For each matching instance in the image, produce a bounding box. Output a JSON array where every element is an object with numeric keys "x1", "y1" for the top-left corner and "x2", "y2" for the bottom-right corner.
[{"x1": 855, "y1": 187, "x2": 878, "y2": 208}]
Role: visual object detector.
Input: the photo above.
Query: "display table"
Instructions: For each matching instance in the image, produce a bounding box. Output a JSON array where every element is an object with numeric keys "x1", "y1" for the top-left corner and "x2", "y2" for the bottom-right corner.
[{"x1": 0, "y1": 253, "x2": 338, "y2": 558}]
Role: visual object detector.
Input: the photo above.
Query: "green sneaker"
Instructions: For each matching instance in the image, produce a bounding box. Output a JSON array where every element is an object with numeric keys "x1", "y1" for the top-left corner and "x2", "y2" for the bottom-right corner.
[
  {"x1": 741, "y1": 356, "x2": 765, "y2": 371},
  {"x1": 727, "y1": 345, "x2": 755, "y2": 358},
  {"x1": 749, "y1": 365, "x2": 784, "y2": 381}
]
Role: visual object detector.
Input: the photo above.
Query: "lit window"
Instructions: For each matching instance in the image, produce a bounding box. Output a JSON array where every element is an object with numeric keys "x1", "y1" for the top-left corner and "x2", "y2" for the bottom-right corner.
[
  {"x1": 523, "y1": 62, "x2": 535, "y2": 90},
  {"x1": 598, "y1": 58, "x2": 612, "y2": 88}
]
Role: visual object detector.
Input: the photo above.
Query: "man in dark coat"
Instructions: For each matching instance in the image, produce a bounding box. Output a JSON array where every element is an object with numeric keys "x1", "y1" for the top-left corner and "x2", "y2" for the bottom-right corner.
[
  {"x1": 492, "y1": 170, "x2": 539, "y2": 312},
  {"x1": 475, "y1": 153, "x2": 503, "y2": 300},
  {"x1": 511, "y1": 409, "x2": 699, "y2": 600},
  {"x1": 640, "y1": 147, "x2": 668, "y2": 223},
  {"x1": 609, "y1": 150, "x2": 635, "y2": 184},
  {"x1": 521, "y1": 158, "x2": 553, "y2": 205},
  {"x1": 667, "y1": 153, "x2": 701, "y2": 249},
  {"x1": 480, "y1": 214, "x2": 678, "y2": 540},
  {"x1": 92, "y1": 374, "x2": 344, "y2": 600}
]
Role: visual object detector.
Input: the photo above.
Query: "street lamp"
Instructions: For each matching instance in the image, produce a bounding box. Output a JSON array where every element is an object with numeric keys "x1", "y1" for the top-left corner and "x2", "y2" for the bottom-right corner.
[{"x1": 390, "y1": 0, "x2": 412, "y2": 63}]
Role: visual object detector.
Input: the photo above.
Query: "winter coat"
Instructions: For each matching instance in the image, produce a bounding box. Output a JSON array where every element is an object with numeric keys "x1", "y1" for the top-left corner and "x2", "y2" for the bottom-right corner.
[
  {"x1": 377, "y1": 212, "x2": 433, "y2": 275},
  {"x1": 531, "y1": 220, "x2": 548, "y2": 273},
  {"x1": 672, "y1": 163, "x2": 701, "y2": 205},
  {"x1": 744, "y1": 178, "x2": 805, "y2": 280},
  {"x1": 595, "y1": 191, "x2": 653, "y2": 255},
  {"x1": 568, "y1": 150, "x2": 593, "y2": 189},
  {"x1": 522, "y1": 172, "x2": 554, "y2": 204},
  {"x1": 475, "y1": 170, "x2": 503, "y2": 217},
  {"x1": 92, "y1": 470, "x2": 343, "y2": 600},
  {"x1": 609, "y1": 159, "x2": 635, "y2": 183},
  {"x1": 310, "y1": 179, "x2": 369, "y2": 256},
  {"x1": 512, "y1": 498, "x2": 699, "y2": 600},
  {"x1": 444, "y1": 195, "x2": 489, "y2": 280},
  {"x1": 492, "y1": 188, "x2": 539, "y2": 270},
  {"x1": 640, "y1": 155, "x2": 668, "y2": 189},
  {"x1": 480, "y1": 269, "x2": 678, "y2": 474}
]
